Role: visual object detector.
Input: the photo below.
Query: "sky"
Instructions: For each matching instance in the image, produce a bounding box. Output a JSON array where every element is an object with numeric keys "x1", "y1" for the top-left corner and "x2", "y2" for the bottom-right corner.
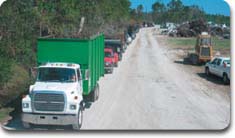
[
  {"x1": 130, "y1": 0, "x2": 230, "y2": 16},
  {"x1": 0, "y1": 0, "x2": 230, "y2": 16}
]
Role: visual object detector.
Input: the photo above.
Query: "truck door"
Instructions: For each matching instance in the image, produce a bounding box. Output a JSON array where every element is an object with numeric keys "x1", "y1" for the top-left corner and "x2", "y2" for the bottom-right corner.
[
  {"x1": 214, "y1": 59, "x2": 223, "y2": 77},
  {"x1": 210, "y1": 58, "x2": 218, "y2": 74}
]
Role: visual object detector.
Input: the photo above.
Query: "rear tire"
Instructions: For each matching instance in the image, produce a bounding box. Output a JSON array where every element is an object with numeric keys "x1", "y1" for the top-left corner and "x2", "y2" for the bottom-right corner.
[
  {"x1": 90, "y1": 89, "x2": 96, "y2": 102},
  {"x1": 95, "y1": 84, "x2": 100, "y2": 100},
  {"x1": 90, "y1": 84, "x2": 99, "y2": 102},
  {"x1": 110, "y1": 68, "x2": 113, "y2": 73},
  {"x1": 115, "y1": 62, "x2": 118, "y2": 67}
]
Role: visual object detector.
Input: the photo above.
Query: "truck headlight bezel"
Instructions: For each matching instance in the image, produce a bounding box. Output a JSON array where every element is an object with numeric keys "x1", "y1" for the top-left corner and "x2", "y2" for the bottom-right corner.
[{"x1": 22, "y1": 103, "x2": 29, "y2": 108}]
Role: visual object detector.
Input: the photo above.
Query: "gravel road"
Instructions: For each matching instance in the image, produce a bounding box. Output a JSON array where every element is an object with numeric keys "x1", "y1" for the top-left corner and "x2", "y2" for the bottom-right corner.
[{"x1": 3, "y1": 28, "x2": 230, "y2": 130}]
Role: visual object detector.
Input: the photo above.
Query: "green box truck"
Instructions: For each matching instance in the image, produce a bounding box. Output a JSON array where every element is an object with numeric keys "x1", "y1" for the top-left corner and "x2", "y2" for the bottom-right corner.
[{"x1": 21, "y1": 35, "x2": 104, "y2": 130}]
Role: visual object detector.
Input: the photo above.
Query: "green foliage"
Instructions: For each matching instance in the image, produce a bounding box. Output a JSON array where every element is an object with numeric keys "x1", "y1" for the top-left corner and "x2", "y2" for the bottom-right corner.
[
  {"x1": 206, "y1": 14, "x2": 230, "y2": 26},
  {"x1": 151, "y1": 0, "x2": 229, "y2": 25},
  {"x1": 36, "y1": 0, "x2": 81, "y2": 37},
  {"x1": 0, "y1": 57, "x2": 12, "y2": 88},
  {"x1": 0, "y1": 0, "x2": 38, "y2": 65}
]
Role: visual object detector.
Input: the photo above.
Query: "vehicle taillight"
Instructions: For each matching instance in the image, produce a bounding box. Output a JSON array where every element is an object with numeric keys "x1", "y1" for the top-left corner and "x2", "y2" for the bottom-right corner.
[{"x1": 223, "y1": 62, "x2": 226, "y2": 68}]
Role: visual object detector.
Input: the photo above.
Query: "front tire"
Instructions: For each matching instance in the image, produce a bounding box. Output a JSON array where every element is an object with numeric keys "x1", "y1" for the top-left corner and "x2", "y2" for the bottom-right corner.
[
  {"x1": 205, "y1": 67, "x2": 210, "y2": 76},
  {"x1": 22, "y1": 122, "x2": 31, "y2": 129},
  {"x1": 72, "y1": 106, "x2": 83, "y2": 130},
  {"x1": 223, "y1": 73, "x2": 229, "y2": 85}
]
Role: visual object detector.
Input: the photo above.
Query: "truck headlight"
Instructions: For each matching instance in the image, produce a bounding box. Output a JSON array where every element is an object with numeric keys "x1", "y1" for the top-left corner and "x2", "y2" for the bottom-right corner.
[
  {"x1": 22, "y1": 103, "x2": 29, "y2": 108},
  {"x1": 70, "y1": 104, "x2": 77, "y2": 110}
]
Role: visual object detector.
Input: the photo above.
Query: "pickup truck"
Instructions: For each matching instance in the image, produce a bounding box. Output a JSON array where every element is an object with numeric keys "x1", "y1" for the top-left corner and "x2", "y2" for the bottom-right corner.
[
  {"x1": 205, "y1": 57, "x2": 230, "y2": 84},
  {"x1": 21, "y1": 35, "x2": 104, "y2": 130}
]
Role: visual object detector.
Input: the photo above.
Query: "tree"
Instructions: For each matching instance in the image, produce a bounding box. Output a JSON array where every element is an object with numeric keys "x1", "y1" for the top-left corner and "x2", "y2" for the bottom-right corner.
[
  {"x1": 152, "y1": 1, "x2": 166, "y2": 24},
  {"x1": 166, "y1": 0, "x2": 184, "y2": 23},
  {"x1": 137, "y1": 4, "x2": 144, "y2": 14}
]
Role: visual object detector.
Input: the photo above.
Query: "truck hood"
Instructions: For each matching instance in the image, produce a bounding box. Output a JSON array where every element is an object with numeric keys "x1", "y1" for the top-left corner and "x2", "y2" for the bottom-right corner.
[
  {"x1": 104, "y1": 57, "x2": 113, "y2": 63},
  {"x1": 32, "y1": 82, "x2": 78, "y2": 93}
]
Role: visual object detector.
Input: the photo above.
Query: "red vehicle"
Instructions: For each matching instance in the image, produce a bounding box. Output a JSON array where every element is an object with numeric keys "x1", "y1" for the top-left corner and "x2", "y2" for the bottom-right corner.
[
  {"x1": 104, "y1": 48, "x2": 115, "y2": 73},
  {"x1": 105, "y1": 47, "x2": 118, "y2": 65}
]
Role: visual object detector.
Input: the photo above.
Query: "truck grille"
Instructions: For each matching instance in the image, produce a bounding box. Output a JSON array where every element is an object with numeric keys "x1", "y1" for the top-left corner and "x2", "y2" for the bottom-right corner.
[
  {"x1": 201, "y1": 47, "x2": 210, "y2": 56},
  {"x1": 33, "y1": 93, "x2": 65, "y2": 112}
]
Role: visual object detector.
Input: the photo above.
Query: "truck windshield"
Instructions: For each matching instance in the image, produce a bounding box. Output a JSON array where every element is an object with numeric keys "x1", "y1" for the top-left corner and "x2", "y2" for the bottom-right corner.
[
  {"x1": 105, "y1": 52, "x2": 113, "y2": 58},
  {"x1": 37, "y1": 67, "x2": 76, "y2": 82},
  {"x1": 201, "y1": 38, "x2": 211, "y2": 45},
  {"x1": 224, "y1": 60, "x2": 230, "y2": 65}
]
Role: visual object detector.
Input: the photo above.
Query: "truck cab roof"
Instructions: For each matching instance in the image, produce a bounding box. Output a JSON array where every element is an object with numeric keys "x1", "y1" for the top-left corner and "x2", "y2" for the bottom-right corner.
[
  {"x1": 39, "y1": 62, "x2": 80, "y2": 69},
  {"x1": 214, "y1": 57, "x2": 230, "y2": 60},
  {"x1": 104, "y1": 48, "x2": 113, "y2": 53},
  {"x1": 105, "y1": 39, "x2": 122, "y2": 46}
]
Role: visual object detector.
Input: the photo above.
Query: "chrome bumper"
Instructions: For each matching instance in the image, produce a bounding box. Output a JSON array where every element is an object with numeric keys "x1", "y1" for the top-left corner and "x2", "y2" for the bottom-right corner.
[{"x1": 22, "y1": 113, "x2": 78, "y2": 126}]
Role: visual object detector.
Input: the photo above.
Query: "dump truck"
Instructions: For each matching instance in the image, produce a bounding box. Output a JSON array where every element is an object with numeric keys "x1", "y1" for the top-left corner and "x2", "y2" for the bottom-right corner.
[
  {"x1": 105, "y1": 39, "x2": 123, "y2": 61},
  {"x1": 21, "y1": 35, "x2": 104, "y2": 130},
  {"x1": 187, "y1": 32, "x2": 213, "y2": 65},
  {"x1": 105, "y1": 32, "x2": 127, "y2": 52}
]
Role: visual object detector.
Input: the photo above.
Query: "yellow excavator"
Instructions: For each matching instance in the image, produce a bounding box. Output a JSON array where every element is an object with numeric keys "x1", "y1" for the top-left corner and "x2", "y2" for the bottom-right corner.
[{"x1": 188, "y1": 32, "x2": 213, "y2": 65}]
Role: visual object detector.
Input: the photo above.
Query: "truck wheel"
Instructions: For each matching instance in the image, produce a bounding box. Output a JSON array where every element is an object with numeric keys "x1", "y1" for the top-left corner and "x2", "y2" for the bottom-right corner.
[
  {"x1": 22, "y1": 122, "x2": 31, "y2": 129},
  {"x1": 72, "y1": 106, "x2": 83, "y2": 130},
  {"x1": 110, "y1": 68, "x2": 113, "y2": 74},
  {"x1": 95, "y1": 84, "x2": 100, "y2": 100},
  {"x1": 90, "y1": 85, "x2": 99, "y2": 102},
  {"x1": 191, "y1": 54, "x2": 198, "y2": 65},
  {"x1": 205, "y1": 67, "x2": 210, "y2": 76},
  {"x1": 223, "y1": 73, "x2": 229, "y2": 85},
  {"x1": 90, "y1": 89, "x2": 96, "y2": 102}
]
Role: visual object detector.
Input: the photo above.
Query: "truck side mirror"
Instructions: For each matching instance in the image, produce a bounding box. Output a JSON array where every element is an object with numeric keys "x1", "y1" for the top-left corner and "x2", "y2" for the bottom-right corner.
[
  {"x1": 29, "y1": 67, "x2": 38, "y2": 81},
  {"x1": 77, "y1": 69, "x2": 82, "y2": 81},
  {"x1": 78, "y1": 76, "x2": 82, "y2": 81}
]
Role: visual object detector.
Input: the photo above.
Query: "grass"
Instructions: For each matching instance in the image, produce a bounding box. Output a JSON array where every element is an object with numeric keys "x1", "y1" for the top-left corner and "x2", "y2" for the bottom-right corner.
[
  {"x1": 0, "y1": 107, "x2": 13, "y2": 123},
  {"x1": 168, "y1": 37, "x2": 230, "y2": 51}
]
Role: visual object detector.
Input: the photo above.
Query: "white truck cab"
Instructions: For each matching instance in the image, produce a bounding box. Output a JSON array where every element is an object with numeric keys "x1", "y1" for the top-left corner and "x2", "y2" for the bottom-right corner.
[{"x1": 22, "y1": 62, "x2": 84, "y2": 130}]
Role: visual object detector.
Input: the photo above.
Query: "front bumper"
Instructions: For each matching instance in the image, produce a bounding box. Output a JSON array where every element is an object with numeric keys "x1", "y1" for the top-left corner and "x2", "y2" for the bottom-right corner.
[
  {"x1": 22, "y1": 113, "x2": 78, "y2": 126},
  {"x1": 105, "y1": 63, "x2": 113, "y2": 71},
  {"x1": 105, "y1": 66, "x2": 113, "y2": 70}
]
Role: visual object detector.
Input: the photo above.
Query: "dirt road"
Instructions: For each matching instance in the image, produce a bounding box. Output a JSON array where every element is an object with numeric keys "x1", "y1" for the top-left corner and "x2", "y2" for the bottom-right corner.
[
  {"x1": 3, "y1": 28, "x2": 230, "y2": 130},
  {"x1": 81, "y1": 28, "x2": 230, "y2": 130}
]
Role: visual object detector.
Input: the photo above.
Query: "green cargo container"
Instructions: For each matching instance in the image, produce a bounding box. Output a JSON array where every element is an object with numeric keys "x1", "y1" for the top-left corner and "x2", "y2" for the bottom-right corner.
[{"x1": 37, "y1": 35, "x2": 104, "y2": 95}]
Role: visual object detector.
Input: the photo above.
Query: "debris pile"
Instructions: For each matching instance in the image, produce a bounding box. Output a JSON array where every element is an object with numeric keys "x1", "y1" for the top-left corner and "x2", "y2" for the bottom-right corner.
[
  {"x1": 163, "y1": 19, "x2": 230, "y2": 39},
  {"x1": 176, "y1": 19, "x2": 208, "y2": 37}
]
